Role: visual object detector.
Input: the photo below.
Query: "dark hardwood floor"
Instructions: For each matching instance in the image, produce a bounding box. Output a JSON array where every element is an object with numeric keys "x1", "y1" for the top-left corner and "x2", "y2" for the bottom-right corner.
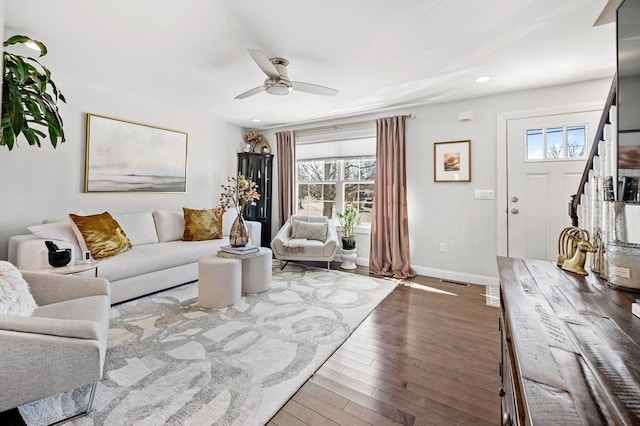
[{"x1": 268, "y1": 263, "x2": 501, "y2": 426}]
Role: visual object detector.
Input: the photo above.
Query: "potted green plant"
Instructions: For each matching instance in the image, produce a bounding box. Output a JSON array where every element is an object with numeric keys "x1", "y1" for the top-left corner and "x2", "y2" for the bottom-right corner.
[
  {"x1": 2, "y1": 35, "x2": 66, "y2": 150},
  {"x1": 336, "y1": 204, "x2": 361, "y2": 250}
]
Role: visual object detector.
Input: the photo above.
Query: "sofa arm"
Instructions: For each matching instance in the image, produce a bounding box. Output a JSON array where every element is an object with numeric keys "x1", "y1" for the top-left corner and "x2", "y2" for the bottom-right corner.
[
  {"x1": 245, "y1": 220, "x2": 262, "y2": 246},
  {"x1": 22, "y1": 272, "x2": 110, "y2": 306},
  {"x1": 0, "y1": 315, "x2": 102, "y2": 341},
  {"x1": 270, "y1": 221, "x2": 292, "y2": 255},
  {"x1": 8, "y1": 235, "x2": 76, "y2": 271},
  {"x1": 324, "y1": 222, "x2": 339, "y2": 256}
]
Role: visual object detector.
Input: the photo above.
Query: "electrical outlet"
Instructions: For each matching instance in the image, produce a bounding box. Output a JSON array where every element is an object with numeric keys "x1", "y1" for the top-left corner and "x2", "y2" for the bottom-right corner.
[
  {"x1": 474, "y1": 189, "x2": 495, "y2": 200},
  {"x1": 440, "y1": 243, "x2": 447, "y2": 252}
]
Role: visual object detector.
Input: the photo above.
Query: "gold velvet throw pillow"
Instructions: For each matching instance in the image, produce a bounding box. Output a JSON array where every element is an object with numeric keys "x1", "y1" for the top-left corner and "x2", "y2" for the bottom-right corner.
[
  {"x1": 182, "y1": 207, "x2": 224, "y2": 241},
  {"x1": 69, "y1": 212, "x2": 132, "y2": 260}
]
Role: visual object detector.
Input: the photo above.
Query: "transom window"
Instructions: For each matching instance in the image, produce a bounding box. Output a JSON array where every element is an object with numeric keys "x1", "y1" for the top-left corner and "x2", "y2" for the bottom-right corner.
[
  {"x1": 526, "y1": 125, "x2": 587, "y2": 161},
  {"x1": 297, "y1": 156, "x2": 375, "y2": 224}
]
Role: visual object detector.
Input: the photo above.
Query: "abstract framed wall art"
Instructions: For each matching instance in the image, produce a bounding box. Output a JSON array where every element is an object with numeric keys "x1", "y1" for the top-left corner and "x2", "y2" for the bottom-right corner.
[
  {"x1": 85, "y1": 114, "x2": 188, "y2": 192},
  {"x1": 433, "y1": 140, "x2": 471, "y2": 182}
]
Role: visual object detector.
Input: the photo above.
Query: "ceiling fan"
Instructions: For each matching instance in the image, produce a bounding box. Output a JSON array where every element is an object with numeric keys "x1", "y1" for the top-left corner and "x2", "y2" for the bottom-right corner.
[{"x1": 235, "y1": 48, "x2": 339, "y2": 99}]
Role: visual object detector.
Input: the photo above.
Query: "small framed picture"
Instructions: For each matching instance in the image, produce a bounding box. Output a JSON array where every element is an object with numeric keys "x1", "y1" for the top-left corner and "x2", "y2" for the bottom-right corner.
[{"x1": 434, "y1": 140, "x2": 471, "y2": 182}]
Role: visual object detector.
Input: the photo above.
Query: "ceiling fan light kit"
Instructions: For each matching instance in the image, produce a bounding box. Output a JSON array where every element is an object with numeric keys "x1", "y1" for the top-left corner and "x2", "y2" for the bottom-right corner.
[
  {"x1": 265, "y1": 76, "x2": 292, "y2": 96},
  {"x1": 236, "y1": 48, "x2": 338, "y2": 99}
]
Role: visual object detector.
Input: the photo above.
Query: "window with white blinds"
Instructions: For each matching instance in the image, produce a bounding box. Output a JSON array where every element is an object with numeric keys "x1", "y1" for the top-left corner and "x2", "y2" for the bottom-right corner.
[{"x1": 295, "y1": 123, "x2": 376, "y2": 224}]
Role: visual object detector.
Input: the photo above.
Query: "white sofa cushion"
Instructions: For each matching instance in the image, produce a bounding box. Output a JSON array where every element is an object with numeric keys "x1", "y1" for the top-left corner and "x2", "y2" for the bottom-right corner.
[
  {"x1": 222, "y1": 209, "x2": 239, "y2": 236},
  {"x1": 152, "y1": 210, "x2": 184, "y2": 242},
  {"x1": 153, "y1": 209, "x2": 243, "y2": 243},
  {"x1": 27, "y1": 221, "x2": 82, "y2": 259},
  {"x1": 27, "y1": 221, "x2": 76, "y2": 243},
  {"x1": 98, "y1": 240, "x2": 225, "y2": 282},
  {"x1": 112, "y1": 212, "x2": 159, "y2": 246}
]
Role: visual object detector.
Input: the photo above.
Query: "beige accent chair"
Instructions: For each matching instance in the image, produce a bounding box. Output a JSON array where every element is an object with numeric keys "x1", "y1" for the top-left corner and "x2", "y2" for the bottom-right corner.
[
  {"x1": 0, "y1": 271, "x2": 110, "y2": 422},
  {"x1": 270, "y1": 215, "x2": 339, "y2": 270}
]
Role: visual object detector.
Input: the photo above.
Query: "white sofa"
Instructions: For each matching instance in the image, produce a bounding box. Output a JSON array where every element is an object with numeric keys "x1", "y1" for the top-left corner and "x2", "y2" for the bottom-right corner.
[{"x1": 7, "y1": 210, "x2": 261, "y2": 304}]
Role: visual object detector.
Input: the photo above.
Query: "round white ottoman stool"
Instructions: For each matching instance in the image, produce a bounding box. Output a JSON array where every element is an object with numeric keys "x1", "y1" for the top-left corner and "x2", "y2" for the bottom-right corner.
[
  {"x1": 198, "y1": 255, "x2": 241, "y2": 309},
  {"x1": 241, "y1": 247, "x2": 273, "y2": 294}
]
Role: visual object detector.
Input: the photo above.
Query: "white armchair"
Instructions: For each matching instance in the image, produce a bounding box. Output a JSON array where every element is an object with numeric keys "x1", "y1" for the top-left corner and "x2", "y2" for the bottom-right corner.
[
  {"x1": 0, "y1": 271, "x2": 110, "y2": 422},
  {"x1": 270, "y1": 215, "x2": 339, "y2": 270}
]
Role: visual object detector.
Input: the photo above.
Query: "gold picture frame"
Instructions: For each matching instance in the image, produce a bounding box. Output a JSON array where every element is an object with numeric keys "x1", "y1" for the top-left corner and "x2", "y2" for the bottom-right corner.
[
  {"x1": 434, "y1": 140, "x2": 471, "y2": 182},
  {"x1": 85, "y1": 113, "x2": 188, "y2": 192}
]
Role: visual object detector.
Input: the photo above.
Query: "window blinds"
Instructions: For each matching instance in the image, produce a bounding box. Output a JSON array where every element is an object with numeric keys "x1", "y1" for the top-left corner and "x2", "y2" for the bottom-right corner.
[{"x1": 295, "y1": 123, "x2": 376, "y2": 161}]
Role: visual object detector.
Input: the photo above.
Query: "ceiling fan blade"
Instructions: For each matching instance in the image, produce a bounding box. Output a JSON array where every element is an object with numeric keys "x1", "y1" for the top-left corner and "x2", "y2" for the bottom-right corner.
[
  {"x1": 235, "y1": 85, "x2": 265, "y2": 99},
  {"x1": 292, "y1": 81, "x2": 339, "y2": 96},
  {"x1": 247, "y1": 48, "x2": 279, "y2": 78}
]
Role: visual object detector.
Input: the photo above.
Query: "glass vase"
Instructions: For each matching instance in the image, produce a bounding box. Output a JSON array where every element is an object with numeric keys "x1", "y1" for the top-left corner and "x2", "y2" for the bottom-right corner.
[{"x1": 230, "y1": 214, "x2": 249, "y2": 247}]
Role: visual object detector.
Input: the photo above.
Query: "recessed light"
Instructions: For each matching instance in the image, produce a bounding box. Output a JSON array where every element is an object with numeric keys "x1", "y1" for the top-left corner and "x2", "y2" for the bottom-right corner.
[
  {"x1": 251, "y1": 118, "x2": 261, "y2": 123},
  {"x1": 24, "y1": 40, "x2": 41, "y2": 52},
  {"x1": 475, "y1": 75, "x2": 491, "y2": 83}
]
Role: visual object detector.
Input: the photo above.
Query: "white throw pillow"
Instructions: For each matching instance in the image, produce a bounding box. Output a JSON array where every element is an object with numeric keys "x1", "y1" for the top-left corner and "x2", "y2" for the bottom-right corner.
[
  {"x1": 291, "y1": 219, "x2": 327, "y2": 241},
  {"x1": 27, "y1": 221, "x2": 82, "y2": 259},
  {"x1": 222, "y1": 209, "x2": 238, "y2": 237},
  {"x1": 152, "y1": 210, "x2": 185, "y2": 242},
  {"x1": 0, "y1": 261, "x2": 37, "y2": 317},
  {"x1": 112, "y1": 212, "x2": 160, "y2": 246}
]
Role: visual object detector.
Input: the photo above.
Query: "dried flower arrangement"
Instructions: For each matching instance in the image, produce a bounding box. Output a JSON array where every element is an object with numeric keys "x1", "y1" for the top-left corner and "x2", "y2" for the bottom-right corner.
[
  {"x1": 219, "y1": 172, "x2": 261, "y2": 215},
  {"x1": 243, "y1": 131, "x2": 266, "y2": 153}
]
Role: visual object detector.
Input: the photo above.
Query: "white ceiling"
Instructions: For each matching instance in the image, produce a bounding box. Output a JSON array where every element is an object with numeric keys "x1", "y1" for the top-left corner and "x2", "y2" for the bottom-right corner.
[{"x1": 4, "y1": 0, "x2": 616, "y2": 129}]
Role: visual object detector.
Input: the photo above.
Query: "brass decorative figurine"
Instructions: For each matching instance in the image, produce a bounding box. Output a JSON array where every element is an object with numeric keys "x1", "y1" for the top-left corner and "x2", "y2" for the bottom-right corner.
[
  {"x1": 561, "y1": 239, "x2": 596, "y2": 276},
  {"x1": 557, "y1": 226, "x2": 590, "y2": 267}
]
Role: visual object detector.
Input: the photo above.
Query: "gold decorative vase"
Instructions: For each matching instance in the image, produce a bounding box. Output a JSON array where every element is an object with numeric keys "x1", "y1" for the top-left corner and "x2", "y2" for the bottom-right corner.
[{"x1": 229, "y1": 214, "x2": 249, "y2": 247}]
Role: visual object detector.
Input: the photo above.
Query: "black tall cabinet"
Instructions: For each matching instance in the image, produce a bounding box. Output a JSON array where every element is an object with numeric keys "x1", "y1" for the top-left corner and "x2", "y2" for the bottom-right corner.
[{"x1": 238, "y1": 152, "x2": 273, "y2": 247}]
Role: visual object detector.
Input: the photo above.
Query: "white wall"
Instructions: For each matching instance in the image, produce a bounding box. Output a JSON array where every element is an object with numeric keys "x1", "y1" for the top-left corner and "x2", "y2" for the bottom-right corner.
[
  {"x1": 0, "y1": 71, "x2": 244, "y2": 260},
  {"x1": 263, "y1": 78, "x2": 612, "y2": 285}
]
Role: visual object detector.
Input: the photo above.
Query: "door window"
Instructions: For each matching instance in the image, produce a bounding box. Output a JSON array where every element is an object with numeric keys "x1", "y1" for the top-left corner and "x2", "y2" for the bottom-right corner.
[{"x1": 526, "y1": 124, "x2": 587, "y2": 161}]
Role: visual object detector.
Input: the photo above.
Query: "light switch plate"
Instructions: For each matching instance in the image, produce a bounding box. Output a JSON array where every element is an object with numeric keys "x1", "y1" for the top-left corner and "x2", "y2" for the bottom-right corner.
[{"x1": 475, "y1": 189, "x2": 495, "y2": 200}]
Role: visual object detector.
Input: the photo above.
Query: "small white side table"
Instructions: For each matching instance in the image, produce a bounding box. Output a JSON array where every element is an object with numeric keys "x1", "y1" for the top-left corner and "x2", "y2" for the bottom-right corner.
[
  {"x1": 341, "y1": 248, "x2": 357, "y2": 270},
  {"x1": 38, "y1": 261, "x2": 101, "y2": 277}
]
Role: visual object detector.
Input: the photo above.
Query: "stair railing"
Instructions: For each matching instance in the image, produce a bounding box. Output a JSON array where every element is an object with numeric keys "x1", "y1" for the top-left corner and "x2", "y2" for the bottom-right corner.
[{"x1": 570, "y1": 76, "x2": 617, "y2": 226}]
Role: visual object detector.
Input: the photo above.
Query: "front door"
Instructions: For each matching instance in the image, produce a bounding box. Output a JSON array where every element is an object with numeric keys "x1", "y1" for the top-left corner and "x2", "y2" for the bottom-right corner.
[{"x1": 506, "y1": 110, "x2": 600, "y2": 260}]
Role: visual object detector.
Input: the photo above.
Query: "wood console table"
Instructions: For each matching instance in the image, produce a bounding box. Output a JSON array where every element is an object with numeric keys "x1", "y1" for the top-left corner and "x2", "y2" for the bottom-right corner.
[{"x1": 497, "y1": 256, "x2": 640, "y2": 425}]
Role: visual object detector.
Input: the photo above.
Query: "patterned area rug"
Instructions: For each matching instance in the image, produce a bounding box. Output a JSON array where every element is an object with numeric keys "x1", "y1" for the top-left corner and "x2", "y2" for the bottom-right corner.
[{"x1": 20, "y1": 262, "x2": 397, "y2": 425}]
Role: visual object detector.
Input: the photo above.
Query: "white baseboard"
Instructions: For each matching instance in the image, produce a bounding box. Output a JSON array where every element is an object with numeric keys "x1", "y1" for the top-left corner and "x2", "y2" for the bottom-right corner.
[
  {"x1": 412, "y1": 265, "x2": 499, "y2": 287},
  {"x1": 355, "y1": 256, "x2": 368, "y2": 266},
  {"x1": 336, "y1": 254, "x2": 498, "y2": 286}
]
